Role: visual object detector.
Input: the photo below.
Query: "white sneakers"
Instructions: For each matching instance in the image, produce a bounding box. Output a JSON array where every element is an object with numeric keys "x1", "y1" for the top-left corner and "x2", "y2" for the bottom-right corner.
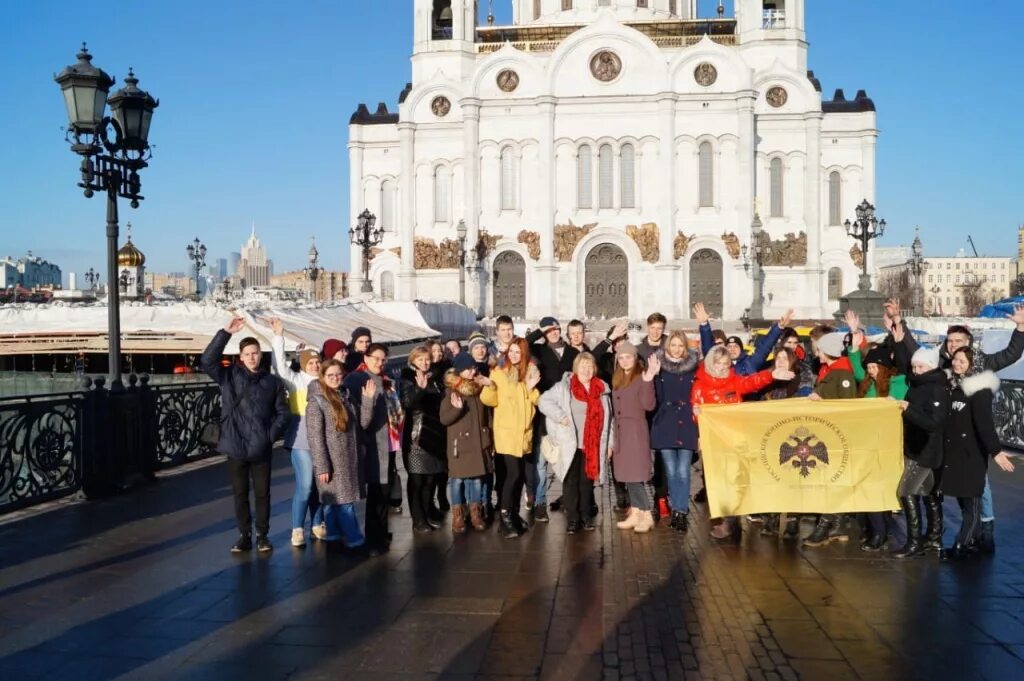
[
  {"x1": 311, "y1": 523, "x2": 328, "y2": 541},
  {"x1": 291, "y1": 528, "x2": 306, "y2": 547},
  {"x1": 616, "y1": 508, "x2": 655, "y2": 533}
]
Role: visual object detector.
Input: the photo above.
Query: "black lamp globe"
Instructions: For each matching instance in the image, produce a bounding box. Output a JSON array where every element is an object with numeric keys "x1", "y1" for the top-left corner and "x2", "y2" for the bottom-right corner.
[
  {"x1": 107, "y1": 68, "x2": 159, "y2": 154},
  {"x1": 54, "y1": 44, "x2": 114, "y2": 143}
]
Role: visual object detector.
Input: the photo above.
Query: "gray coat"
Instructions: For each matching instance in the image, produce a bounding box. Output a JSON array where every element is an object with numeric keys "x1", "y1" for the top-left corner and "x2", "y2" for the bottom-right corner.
[
  {"x1": 538, "y1": 373, "x2": 613, "y2": 485},
  {"x1": 306, "y1": 381, "x2": 374, "y2": 505},
  {"x1": 343, "y1": 370, "x2": 395, "y2": 484}
]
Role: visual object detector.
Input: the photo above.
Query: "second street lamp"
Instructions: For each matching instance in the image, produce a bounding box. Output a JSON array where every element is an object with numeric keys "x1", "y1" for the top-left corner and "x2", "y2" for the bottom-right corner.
[
  {"x1": 456, "y1": 219, "x2": 467, "y2": 306},
  {"x1": 186, "y1": 237, "x2": 207, "y2": 301},
  {"x1": 304, "y1": 236, "x2": 324, "y2": 302},
  {"x1": 349, "y1": 209, "x2": 382, "y2": 294},
  {"x1": 85, "y1": 267, "x2": 99, "y2": 290},
  {"x1": 56, "y1": 44, "x2": 158, "y2": 388},
  {"x1": 844, "y1": 199, "x2": 886, "y2": 292}
]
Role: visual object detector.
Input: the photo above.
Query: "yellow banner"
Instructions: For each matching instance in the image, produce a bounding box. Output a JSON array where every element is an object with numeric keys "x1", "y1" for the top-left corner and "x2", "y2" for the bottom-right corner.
[{"x1": 698, "y1": 399, "x2": 903, "y2": 517}]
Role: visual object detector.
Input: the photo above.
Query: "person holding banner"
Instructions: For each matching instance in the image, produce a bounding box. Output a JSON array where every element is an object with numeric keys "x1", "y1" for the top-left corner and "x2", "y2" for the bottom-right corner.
[
  {"x1": 611, "y1": 343, "x2": 659, "y2": 534},
  {"x1": 890, "y1": 346, "x2": 950, "y2": 559},
  {"x1": 940, "y1": 347, "x2": 1015, "y2": 560},
  {"x1": 692, "y1": 346, "x2": 792, "y2": 541}
]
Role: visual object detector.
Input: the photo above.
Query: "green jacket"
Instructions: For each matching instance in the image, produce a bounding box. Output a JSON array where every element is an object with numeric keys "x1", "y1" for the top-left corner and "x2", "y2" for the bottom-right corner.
[{"x1": 849, "y1": 348, "x2": 909, "y2": 400}]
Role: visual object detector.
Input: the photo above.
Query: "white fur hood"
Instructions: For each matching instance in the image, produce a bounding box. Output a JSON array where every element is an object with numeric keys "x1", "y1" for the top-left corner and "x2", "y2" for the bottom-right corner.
[{"x1": 959, "y1": 370, "x2": 1001, "y2": 397}]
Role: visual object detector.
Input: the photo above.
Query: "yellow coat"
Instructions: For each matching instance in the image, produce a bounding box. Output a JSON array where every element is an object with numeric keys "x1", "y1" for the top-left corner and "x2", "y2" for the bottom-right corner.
[{"x1": 480, "y1": 367, "x2": 539, "y2": 457}]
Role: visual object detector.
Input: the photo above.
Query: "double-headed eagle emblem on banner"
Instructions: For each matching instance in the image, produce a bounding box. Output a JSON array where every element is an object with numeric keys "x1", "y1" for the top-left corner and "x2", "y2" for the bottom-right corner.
[{"x1": 779, "y1": 427, "x2": 829, "y2": 477}]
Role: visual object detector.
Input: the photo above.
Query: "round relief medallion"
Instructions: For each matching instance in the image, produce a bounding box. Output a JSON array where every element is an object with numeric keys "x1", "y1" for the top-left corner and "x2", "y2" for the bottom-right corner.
[
  {"x1": 694, "y1": 62, "x2": 718, "y2": 87},
  {"x1": 496, "y1": 69, "x2": 520, "y2": 92},
  {"x1": 431, "y1": 96, "x2": 451, "y2": 117},
  {"x1": 590, "y1": 50, "x2": 622, "y2": 82},
  {"x1": 766, "y1": 86, "x2": 788, "y2": 108}
]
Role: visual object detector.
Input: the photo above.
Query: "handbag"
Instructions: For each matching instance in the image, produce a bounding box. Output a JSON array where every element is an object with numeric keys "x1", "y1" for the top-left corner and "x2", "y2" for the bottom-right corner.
[
  {"x1": 199, "y1": 422, "x2": 220, "y2": 448},
  {"x1": 540, "y1": 434, "x2": 561, "y2": 465}
]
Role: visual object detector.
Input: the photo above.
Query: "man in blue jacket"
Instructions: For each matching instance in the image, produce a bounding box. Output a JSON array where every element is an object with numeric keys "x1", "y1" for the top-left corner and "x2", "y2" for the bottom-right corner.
[
  {"x1": 201, "y1": 317, "x2": 290, "y2": 554},
  {"x1": 694, "y1": 303, "x2": 793, "y2": 376}
]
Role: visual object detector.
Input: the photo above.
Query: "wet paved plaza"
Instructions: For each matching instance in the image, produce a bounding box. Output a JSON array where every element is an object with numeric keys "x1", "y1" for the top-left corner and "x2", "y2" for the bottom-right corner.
[{"x1": 1, "y1": 453, "x2": 1023, "y2": 681}]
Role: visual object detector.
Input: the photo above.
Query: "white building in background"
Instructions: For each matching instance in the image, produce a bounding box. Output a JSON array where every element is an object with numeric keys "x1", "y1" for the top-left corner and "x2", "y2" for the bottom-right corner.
[
  {"x1": 349, "y1": 0, "x2": 877, "y2": 319},
  {"x1": 0, "y1": 252, "x2": 63, "y2": 289},
  {"x1": 239, "y1": 227, "x2": 273, "y2": 288}
]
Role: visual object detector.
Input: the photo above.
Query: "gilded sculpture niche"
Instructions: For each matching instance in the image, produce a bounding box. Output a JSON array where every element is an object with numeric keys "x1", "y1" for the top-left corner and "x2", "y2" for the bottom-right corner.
[
  {"x1": 673, "y1": 232, "x2": 695, "y2": 260},
  {"x1": 413, "y1": 237, "x2": 461, "y2": 269},
  {"x1": 553, "y1": 221, "x2": 596, "y2": 261},
  {"x1": 721, "y1": 232, "x2": 742, "y2": 260},
  {"x1": 850, "y1": 243, "x2": 864, "y2": 269},
  {"x1": 626, "y1": 223, "x2": 659, "y2": 263},
  {"x1": 758, "y1": 231, "x2": 808, "y2": 267},
  {"x1": 517, "y1": 230, "x2": 541, "y2": 261}
]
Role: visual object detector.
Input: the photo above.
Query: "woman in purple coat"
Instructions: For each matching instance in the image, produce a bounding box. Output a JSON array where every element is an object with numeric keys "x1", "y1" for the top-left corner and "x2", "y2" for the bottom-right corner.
[{"x1": 611, "y1": 342, "x2": 659, "y2": 533}]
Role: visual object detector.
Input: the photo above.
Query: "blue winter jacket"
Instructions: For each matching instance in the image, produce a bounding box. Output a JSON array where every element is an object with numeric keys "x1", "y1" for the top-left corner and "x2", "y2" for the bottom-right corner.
[
  {"x1": 650, "y1": 350, "x2": 699, "y2": 451},
  {"x1": 699, "y1": 323, "x2": 784, "y2": 376}
]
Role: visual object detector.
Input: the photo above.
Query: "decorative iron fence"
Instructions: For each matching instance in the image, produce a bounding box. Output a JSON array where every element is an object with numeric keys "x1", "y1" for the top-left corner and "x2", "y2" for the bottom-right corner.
[
  {"x1": 994, "y1": 379, "x2": 1024, "y2": 450},
  {"x1": 0, "y1": 376, "x2": 221, "y2": 515}
]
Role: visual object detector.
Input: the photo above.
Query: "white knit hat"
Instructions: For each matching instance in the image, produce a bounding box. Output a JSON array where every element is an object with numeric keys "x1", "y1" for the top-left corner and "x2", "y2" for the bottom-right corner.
[
  {"x1": 911, "y1": 346, "x2": 941, "y2": 370},
  {"x1": 816, "y1": 332, "x2": 847, "y2": 360}
]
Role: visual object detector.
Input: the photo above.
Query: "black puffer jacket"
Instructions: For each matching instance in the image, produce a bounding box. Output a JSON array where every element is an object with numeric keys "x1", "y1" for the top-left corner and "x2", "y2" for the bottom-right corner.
[
  {"x1": 200, "y1": 330, "x2": 290, "y2": 462},
  {"x1": 901, "y1": 368, "x2": 950, "y2": 470},
  {"x1": 399, "y1": 366, "x2": 446, "y2": 475}
]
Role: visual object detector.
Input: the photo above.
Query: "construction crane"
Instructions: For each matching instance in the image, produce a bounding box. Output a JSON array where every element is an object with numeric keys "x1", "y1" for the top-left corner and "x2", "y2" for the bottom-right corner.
[{"x1": 967, "y1": 235, "x2": 980, "y2": 257}]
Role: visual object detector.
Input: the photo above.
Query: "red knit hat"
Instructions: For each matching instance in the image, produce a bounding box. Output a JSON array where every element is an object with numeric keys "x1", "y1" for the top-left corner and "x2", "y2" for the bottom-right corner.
[{"x1": 321, "y1": 338, "x2": 347, "y2": 360}]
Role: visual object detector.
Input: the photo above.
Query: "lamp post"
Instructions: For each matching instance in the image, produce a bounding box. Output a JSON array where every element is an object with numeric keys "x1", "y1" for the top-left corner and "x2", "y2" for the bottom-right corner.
[
  {"x1": 456, "y1": 219, "x2": 467, "y2": 306},
  {"x1": 908, "y1": 227, "x2": 925, "y2": 317},
  {"x1": 84, "y1": 267, "x2": 99, "y2": 290},
  {"x1": 844, "y1": 199, "x2": 886, "y2": 292},
  {"x1": 930, "y1": 284, "x2": 942, "y2": 316},
  {"x1": 304, "y1": 236, "x2": 324, "y2": 302},
  {"x1": 118, "y1": 268, "x2": 131, "y2": 295},
  {"x1": 186, "y1": 237, "x2": 207, "y2": 301},
  {"x1": 56, "y1": 44, "x2": 158, "y2": 388},
  {"x1": 742, "y1": 213, "x2": 767, "y2": 321},
  {"x1": 349, "y1": 209, "x2": 382, "y2": 294}
]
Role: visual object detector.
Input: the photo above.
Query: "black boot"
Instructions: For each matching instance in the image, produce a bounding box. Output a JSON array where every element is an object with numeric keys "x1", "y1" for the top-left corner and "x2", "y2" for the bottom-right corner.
[
  {"x1": 760, "y1": 514, "x2": 780, "y2": 537},
  {"x1": 922, "y1": 493, "x2": 944, "y2": 555},
  {"x1": 499, "y1": 510, "x2": 521, "y2": 539},
  {"x1": 977, "y1": 520, "x2": 995, "y2": 554},
  {"x1": 893, "y1": 496, "x2": 924, "y2": 559},
  {"x1": 940, "y1": 542, "x2": 978, "y2": 562},
  {"x1": 803, "y1": 516, "x2": 835, "y2": 547},
  {"x1": 671, "y1": 511, "x2": 689, "y2": 534},
  {"x1": 861, "y1": 533, "x2": 887, "y2": 552},
  {"x1": 783, "y1": 516, "x2": 800, "y2": 540}
]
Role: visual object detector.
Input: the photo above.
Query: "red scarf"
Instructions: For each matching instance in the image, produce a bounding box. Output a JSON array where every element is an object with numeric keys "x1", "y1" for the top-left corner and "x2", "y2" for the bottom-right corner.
[{"x1": 570, "y1": 375, "x2": 605, "y2": 481}]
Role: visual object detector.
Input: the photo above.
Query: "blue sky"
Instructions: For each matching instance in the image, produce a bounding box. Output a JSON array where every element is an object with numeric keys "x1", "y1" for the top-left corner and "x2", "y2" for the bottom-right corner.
[{"x1": 1, "y1": 0, "x2": 1022, "y2": 286}]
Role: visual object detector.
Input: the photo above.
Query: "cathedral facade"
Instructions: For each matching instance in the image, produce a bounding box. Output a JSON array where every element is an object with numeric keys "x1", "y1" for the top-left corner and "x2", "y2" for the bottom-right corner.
[{"x1": 348, "y1": 0, "x2": 877, "y2": 320}]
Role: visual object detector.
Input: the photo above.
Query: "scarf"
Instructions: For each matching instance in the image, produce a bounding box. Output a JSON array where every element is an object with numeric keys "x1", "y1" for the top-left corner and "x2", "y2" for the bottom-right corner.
[
  {"x1": 359, "y1": 364, "x2": 404, "y2": 451},
  {"x1": 570, "y1": 375, "x2": 605, "y2": 481}
]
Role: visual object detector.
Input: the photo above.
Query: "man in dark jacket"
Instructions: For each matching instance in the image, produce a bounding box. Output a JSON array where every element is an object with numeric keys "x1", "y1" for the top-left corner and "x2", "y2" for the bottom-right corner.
[
  {"x1": 696, "y1": 303, "x2": 792, "y2": 376},
  {"x1": 525, "y1": 317, "x2": 579, "y2": 521},
  {"x1": 637, "y1": 313, "x2": 667, "y2": 361},
  {"x1": 200, "y1": 317, "x2": 290, "y2": 553}
]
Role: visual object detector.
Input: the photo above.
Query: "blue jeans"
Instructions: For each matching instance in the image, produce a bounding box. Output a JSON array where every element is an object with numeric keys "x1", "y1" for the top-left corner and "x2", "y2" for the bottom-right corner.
[
  {"x1": 659, "y1": 448, "x2": 694, "y2": 513},
  {"x1": 980, "y1": 475, "x2": 994, "y2": 522},
  {"x1": 290, "y1": 449, "x2": 324, "y2": 530},
  {"x1": 449, "y1": 477, "x2": 485, "y2": 505},
  {"x1": 325, "y1": 503, "x2": 363, "y2": 546}
]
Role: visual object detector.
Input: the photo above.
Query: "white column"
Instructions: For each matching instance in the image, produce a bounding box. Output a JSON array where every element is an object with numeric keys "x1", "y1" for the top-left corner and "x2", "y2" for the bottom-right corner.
[
  {"x1": 736, "y1": 93, "x2": 756, "y2": 222},
  {"x1": 861, "y1": 134, "x2": 877, "y2": 203},
  {"x1": 538, "y1": 97, "x2": 556, "y2": 263},
  {"x1": 398, "y1": 122, "x2": 416, "y2": 300},
  {"x1": 463, "y1": 99, "x2": 482, "y2": 312},
  {"x1": 657, "y1": 95, "x2": 676, "y2": 266},
  {"x1": 804, "y1": 113, "x2": 824, "y2": 315},
  {"x1": 348, "y1": 141, "x2": 365, "y2": 292}
]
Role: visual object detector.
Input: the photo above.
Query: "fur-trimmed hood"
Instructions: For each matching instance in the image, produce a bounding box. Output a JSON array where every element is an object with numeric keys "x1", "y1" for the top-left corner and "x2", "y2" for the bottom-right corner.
[
  {"x1": 444, "y1": 368, "x2": 482, "y2": 396},
  {"x1": 655, "y1": 349, "x2": 699, "y2": 374},
  {"x1": 957, "y1": 370, "x2": 1001, "y2": 397}
]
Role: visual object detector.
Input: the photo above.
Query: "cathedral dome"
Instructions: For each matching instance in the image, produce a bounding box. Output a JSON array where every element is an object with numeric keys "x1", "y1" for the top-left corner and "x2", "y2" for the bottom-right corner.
[{"x1": 117, "y1": 238, "x2": 145, "y2": 267}]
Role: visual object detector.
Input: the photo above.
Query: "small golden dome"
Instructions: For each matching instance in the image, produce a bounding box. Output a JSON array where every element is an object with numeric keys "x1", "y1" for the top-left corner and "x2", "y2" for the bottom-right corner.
[{"x1": 118, "y1": 238, "x2": 145, "y2": 267}]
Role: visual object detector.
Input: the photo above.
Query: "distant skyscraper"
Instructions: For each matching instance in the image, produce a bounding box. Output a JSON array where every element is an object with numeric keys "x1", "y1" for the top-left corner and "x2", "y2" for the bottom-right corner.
[
  {"x1": 217, "y1": 258, "x2": 228, "y2": 279},
  {"x1": 229, "y1": 252, "x2": 241, "y2": 278},
  {"x1": 239, "y1": 225, "x2": 271, "y2": 287}
]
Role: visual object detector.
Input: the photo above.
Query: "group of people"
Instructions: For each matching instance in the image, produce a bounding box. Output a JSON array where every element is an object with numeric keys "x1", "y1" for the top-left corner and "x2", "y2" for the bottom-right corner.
[{"x1": 200, "y1": 301, "x2": 1023, "y2": 561}]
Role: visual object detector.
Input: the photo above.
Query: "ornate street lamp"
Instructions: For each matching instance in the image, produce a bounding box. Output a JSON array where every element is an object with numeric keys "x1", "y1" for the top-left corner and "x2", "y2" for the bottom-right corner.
[
  {"x1": 119, "y1": 268, "x2": 131, "y2": 294},
  {"x1": 929, "y1": 284, "x2": 942, "y2": 316},
  {"x1": 908, "y1": 227, "x2": 925, "y2": 316},
  {"x1": 844, "y1": 199, "x2": 886, "y2": 292},
  {"x1": 186, "y1": 237, "x2": 207, "y2": 301},
  {"x1": 304, "y1": 236, "x2": 324, "y2": 302},
  {"x1": 456, "y1": 219, "x2": 467, "y2": 306},
  {"x1": 349, "y1": 209, "x2": 382, "y2": 294},
  {"x1": 84, "y1": 267, "x2": 99, "y2": 290},
  {"x1": 743, "y1": 213, "x2": 767, "y2": 321},
  {"x1": 56, "y1": 44, "x2": 158, "y2": 388}
]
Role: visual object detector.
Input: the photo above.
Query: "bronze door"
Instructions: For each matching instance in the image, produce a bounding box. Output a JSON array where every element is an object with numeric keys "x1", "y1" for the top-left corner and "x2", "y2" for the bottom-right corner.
[
  {"x1": 492, "y1": 250, "x2": 526, "y2": 318},
  {"x1": 585, "y1": 243, "x2": 629, "y2": 319},
  {"x1": 689, "y1": 249, "x2": 723, "y2": 318}
]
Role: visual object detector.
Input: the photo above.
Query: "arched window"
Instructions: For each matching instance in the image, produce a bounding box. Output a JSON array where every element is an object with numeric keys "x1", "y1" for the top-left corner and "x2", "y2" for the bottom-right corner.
[
  {"x1": 577, "y1": 145, "x2": 593, "y2": 209},
  {"x1": 770, "y1": 157, "x2": 784, "y2": 218},
  {"x1": 698, "y1": 141, "x2": 714, "y2": 208},
  {"x1": 533, "y1": 0, "x2": 541, "y2": 20},
  {"x1": 562, "y1": 0, "x2": 573, "y2": 10},
  {"x1": 668, "y1": 0, "x2": 677, "y2": 14},
  {"x1": 598, "y1": 0, "x2": 611, "y2": 5},
  {"x1": 381, "y1": 179, "x2": 396, "y2": 232},
  {"x1": 637, "y1": 0, "x2": 649, "y2": 7},
  {"x1": 598, "y1": 144, "x2": 614, "y2": 209},
  {"x1": 620, "y1": 143, "x2": 636, "y2": 209},
  {"x1": 500, "y1": 147, "x2": 516, "y2": 211},
  {"x1": 433, "y1": 165, "x2": 450, "y2": 223},
  {"x1": 827, "y1": 267, "x2": 843, "y2": 300},
  {"x1": 828, "y1": 171, "x2": 841, "y2": 226},
  {"x1": 381, "y1": 271, "x2": 395, "y2": 300}
]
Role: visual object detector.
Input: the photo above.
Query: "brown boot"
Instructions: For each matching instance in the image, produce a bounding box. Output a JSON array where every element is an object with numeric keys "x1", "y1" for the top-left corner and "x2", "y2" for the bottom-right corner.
[
  {"x1": 468, "y1": 503, "x2": 487, "y2": 531},
  {"x1": 451, "y1": 504, "x2": 467, "y2": 534}
]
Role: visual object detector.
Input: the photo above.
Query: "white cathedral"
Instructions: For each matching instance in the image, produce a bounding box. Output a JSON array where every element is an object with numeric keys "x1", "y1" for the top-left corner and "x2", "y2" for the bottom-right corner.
[{"x1": 348, "y1": 0, "x2": 877, "y2": 320}]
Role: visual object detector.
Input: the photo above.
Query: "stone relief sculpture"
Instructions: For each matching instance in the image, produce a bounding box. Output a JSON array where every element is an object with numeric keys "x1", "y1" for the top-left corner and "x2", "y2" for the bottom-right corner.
[
  {"x1": 370, "y1": 246, "x2": 401, "y2": 259},
  {"x1": 721, "y1": 232, "x2": 742, "y2": 260},
  {"x1": 474, "y1": 232, "x2": 502, "y2": 261},
  {"x1": 626, "y1": 223, "x2": 659, "y2": 263},
  {"x1": 673, "y1": 232, "x2": 695, "y2": 260},
  {"x1": 590, "y1": 50, "x2": 622, "y2": 82},
  {"x1": 414, "y1": 237, "x2": 461, "y2": 269},
  {"x1": 517, "y1": 230, "x2": 541, "y2": 261},
  {"x1": 850, "y1": 243, "x2": 864, "y2": 269},
  {"x1": 553, "y1": 220, "x2": 596, "y2": 261},
  {"x1": 757, "y1": 231, "x2": 808, "y2": 267}
]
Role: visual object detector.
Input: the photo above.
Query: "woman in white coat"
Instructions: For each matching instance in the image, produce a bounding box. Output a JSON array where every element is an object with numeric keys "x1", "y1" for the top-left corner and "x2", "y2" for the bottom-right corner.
[{"x1": 538, "y1": 352, "x2": 614, "y2": 534}]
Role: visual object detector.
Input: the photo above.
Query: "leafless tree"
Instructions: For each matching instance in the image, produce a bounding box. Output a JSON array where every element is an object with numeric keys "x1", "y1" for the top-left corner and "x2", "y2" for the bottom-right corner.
[
  {"x1": 878, "y1": 269, "x2": 915, "y2": 312},
  {"x1": 959, "y1": 277, "x2": 989, "y2": 317}
]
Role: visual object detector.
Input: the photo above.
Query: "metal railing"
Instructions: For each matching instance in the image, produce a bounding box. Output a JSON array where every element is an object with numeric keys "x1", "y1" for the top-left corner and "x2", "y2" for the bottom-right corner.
[
  {"x1": 994, "y1": 380, "x2": 1024, "y2": 450},
  {"x1": 0, "y1": 376, "x2": 221, "y2": 515}
]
